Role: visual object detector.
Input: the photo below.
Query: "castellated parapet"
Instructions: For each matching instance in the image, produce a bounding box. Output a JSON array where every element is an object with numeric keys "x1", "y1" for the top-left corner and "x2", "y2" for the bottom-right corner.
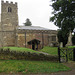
[{"x1": 1, "y1": 0, "x2": 17, "y2": 5}]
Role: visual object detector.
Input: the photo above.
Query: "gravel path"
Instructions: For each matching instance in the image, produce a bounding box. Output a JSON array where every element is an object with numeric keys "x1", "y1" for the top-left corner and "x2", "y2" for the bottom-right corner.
[{"x1": 39, "y1": 52, "x2": 50, "y2": 55}]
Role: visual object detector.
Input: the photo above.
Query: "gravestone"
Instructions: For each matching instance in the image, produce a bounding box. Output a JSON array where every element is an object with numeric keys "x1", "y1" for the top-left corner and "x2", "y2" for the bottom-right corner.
[
  {"x1": 66, "y1": 31, "x2": 72, "y2": 46},
  {"x1": 60, "y1": 42, "x2": 63, "y2": 47}
]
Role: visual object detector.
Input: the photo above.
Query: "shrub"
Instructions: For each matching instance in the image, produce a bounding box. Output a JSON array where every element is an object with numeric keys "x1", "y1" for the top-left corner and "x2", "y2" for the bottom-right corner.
[{"x1": 0, "y1": 48, "x2": 58, "y2": 61}]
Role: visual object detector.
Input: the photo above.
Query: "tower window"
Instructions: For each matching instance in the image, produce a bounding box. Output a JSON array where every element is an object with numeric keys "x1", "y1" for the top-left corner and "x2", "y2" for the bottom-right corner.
[{"x1": 8, "y1": 7, "x2": 12, "y2": 12}]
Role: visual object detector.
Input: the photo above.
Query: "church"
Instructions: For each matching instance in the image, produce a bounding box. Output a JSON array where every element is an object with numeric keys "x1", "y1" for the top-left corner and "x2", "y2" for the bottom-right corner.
[{"x1": 0, "y1": 1, "x2": 58, "y2": 50}]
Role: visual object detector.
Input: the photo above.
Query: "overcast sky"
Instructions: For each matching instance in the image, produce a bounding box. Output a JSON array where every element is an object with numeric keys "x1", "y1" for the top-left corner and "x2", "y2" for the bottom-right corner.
[{"x1": 0, "y1": 0, "x2": 59, "y2": 30}]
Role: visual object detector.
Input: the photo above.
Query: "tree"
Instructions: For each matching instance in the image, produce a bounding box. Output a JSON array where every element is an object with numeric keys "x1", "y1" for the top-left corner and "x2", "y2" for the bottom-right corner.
[
  {"x1": 24, "y1": 18, "x2": 32, "y2": 26},
  {"x1": 50, "y1": 0, "x2": 75, "y2": 46},
  {"x1": 50, "y1": 0, "x2": 75, "y2": 32},
  {"x1": 50, "y1": 0, "x2": 75, "y2": 31},
  {"x1": 57, "y1": 29, "x2": 68, "y2": 47}
]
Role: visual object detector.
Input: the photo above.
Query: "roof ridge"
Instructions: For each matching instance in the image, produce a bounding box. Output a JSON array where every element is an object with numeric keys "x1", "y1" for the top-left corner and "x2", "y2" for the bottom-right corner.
[{"x1": 18, "y1": 26, "x2": 51, "y2": 30}]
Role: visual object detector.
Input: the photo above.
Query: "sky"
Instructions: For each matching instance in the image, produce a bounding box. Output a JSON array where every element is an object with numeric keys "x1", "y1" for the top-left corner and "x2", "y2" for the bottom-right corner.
[{"x1": 0, "y1": 0, "x2": 59, "y2": 30}]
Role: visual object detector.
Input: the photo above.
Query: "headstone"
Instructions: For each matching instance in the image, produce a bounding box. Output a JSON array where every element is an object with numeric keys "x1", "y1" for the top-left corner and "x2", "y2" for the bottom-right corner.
[
  {"x1": 66, "y1": 31, "x2": 72, "y2": 46},
  {"x1": 50, "y1": 43, "x2": 53, "y2": 47},
  {"x1": 73, "y1": 28, "x2": 75, "y2": 33},
  {"x1": 60, "y1": 42, "x2": 63, "y2": 47},
  {"x1": 60, "y1": 58, "x2": 66, "y2": 63}
]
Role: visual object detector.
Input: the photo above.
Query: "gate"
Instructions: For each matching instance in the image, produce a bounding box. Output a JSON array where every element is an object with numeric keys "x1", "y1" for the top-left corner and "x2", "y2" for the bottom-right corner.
[{"x1": 58, "y1": 47, "x2": 75, "y2": 63}]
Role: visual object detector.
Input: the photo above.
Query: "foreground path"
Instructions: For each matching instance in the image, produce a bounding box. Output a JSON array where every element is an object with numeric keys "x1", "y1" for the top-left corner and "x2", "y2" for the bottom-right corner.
[
  {"x1": 0, "y1": 69, "x2": 75, "y2": 75},
  {"x1": 27, "y1": 69, "x2": 75, "y2": 75}
]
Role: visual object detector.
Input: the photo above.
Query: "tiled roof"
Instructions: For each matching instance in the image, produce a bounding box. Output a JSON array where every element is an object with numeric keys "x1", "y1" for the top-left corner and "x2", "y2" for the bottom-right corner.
[{"x1": 18, "y1": 26, "x2": 50, "y2": 30}]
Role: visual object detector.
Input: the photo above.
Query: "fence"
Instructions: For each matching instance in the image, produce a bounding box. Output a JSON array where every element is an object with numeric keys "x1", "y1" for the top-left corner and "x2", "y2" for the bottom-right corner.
[{"x1": 58, "y1": 47, "x2": 75, "y2": 63}]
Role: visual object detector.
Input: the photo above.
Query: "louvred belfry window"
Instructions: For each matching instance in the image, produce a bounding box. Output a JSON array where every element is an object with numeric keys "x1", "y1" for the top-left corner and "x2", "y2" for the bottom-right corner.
[{"x1": 8, "y1": 7, "x2": 12, "y2": 12}]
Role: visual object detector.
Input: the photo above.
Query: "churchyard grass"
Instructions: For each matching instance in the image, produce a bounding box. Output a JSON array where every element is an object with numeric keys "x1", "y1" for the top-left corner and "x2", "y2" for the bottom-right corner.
[
  {"x1": 40, "y1": 46, "x2": 58, "y2": 55},
  {"x1": 2, "y1": 47, "x2": 58, "y2": 55},
  {"x1": 2, "y1": 47, "x2": 40, "y2": 54},
  {"x1": 0, "y1": 60, "x2": 70, "y2": 74},
  {"x1": 0, "y1": 46, "x2": 72, "y2": 74},
  {"x1": 68, "y1": 46, "x2": 75, "y2": 48},
  {"x1": 40, "y1": 46, "x2": 75, "y2": 55}
]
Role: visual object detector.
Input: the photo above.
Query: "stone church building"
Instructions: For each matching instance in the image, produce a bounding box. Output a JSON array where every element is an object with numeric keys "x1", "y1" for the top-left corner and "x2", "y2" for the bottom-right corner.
[{"x1": 0, "y1": 1, "x2": 58, "y2": 50}]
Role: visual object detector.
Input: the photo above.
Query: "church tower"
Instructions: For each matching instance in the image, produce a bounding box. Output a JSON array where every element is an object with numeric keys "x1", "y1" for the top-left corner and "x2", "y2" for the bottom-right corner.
[
  {"x1": 0, "y1": 0, "x2": 18, "y2": 47},
  {"x1": 1, "y1": 0, "x2": 18, "y2": 31}
]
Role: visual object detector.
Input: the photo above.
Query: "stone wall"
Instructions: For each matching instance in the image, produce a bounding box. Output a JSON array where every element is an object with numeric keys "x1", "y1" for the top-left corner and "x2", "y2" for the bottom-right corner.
[
  {"x1": 0, "y1": 31, "x2": 16, "y2": 47},
  {"x1": 17, "y1": 30, "x2": 58, "y2": 50}
]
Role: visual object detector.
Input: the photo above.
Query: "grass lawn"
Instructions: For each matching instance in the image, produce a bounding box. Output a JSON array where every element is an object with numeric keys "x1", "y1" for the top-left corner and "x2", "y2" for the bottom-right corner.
[
  {"x1": 68, "y1": 46, "x2": 75, "y2": 48},
  {"x1": 40, "y1": 46, "x2": 58, "y2": 55},
  {"x1": 0, "y1": 60, "x2": 71, "y2": 74},
  {"x1": 2, "y1": 47, "x2": 40, "y2": 54},
  {"x1": 0, "y1": 46, "x2": 73, "y2": 74},
  {"x1": 2, "y1": 47, "x2": 58, "y2": 56}
]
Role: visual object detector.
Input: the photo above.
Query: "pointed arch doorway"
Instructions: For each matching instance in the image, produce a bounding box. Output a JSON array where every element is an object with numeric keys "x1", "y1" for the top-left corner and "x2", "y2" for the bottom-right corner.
[{"x1": 28, "y1": 39, "x2": 40, "y2": 50}]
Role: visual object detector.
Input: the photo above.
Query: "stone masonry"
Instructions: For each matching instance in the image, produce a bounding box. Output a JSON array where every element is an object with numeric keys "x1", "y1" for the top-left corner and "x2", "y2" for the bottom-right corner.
[{"x1": 0, "y1": 1, "x2": 18, "y2": 47}]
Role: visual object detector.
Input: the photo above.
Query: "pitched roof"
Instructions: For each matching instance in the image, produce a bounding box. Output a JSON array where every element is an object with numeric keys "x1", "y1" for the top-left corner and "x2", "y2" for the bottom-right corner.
[{"x1": 18, "y1": 26, "x2": 50, "y2": 30}]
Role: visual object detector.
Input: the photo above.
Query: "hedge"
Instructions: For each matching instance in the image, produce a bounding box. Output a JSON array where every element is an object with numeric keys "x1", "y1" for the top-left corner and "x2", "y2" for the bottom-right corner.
[{"x1": 0, "y1": 48, "x2": 58, "y2": 61}]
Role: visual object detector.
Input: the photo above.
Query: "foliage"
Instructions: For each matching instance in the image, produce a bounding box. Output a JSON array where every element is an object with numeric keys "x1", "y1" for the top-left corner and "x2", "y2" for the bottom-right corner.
[
  {"x1": 0, "y1": 60, "x2": 70, "y2": 74},
  {"x1": 50, "y1": 0, "x2": 75, "y2": 32},
  {"x1": 40, "y1": 46, "x2": 58, "y2": 55},
  {"x1": 50, "y1": 0, "x2": 75, "y2": 46},
  {"x1": 24, "y1": 18, "x2": 32, "y2": 26},
  {"x1": 72, "y1": 33, "x2": 75, "y2": 45},
  {"x1": 57, "y1": 29, "x2": 68, "y2": 47}
]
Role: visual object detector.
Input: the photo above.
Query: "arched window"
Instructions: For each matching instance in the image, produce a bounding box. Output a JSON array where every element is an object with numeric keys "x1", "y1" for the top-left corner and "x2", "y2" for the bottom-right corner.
[{"x1": 8, "y1": 7, "x2": 12, "y2": 12}]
